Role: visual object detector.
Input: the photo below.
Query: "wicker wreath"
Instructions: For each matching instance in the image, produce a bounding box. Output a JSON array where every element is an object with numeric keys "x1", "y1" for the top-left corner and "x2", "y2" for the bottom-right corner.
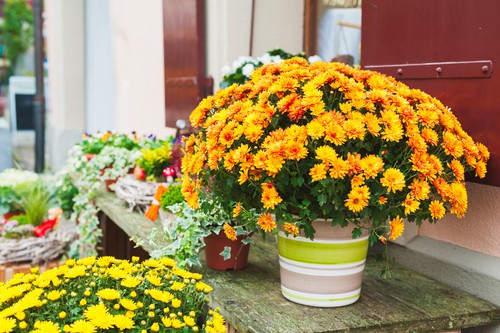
[
  {"x1": 0, "y1": 219, "x2": 77, "y2": 265},
  {"x1": 114, "y1": 175, "x2": 161, "y2": 212}
]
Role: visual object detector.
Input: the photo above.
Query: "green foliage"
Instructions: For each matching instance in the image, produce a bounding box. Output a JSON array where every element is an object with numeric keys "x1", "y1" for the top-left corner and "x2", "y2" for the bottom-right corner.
[
  {"x1": 7, "y1": 213, "x2": 28, "y2": 225},
  {"x1": 0, "y1": 186, "x2": 19, "y2": 214},
  {"x1": 135, "y1": 139, "x2": 173, "y2": 181},
  {"x1": 0, "y1": 0, "x2": 33, "y2": 79},
  {"x1": 13, "y1": 179, "x2": 54, "y2": 226},
  {"x1": 55, "y1": 174, "x2": 79, "y2": 218},
  {"x1": 78, "y1": 131, "x2": 143, "y2": 155},
  {"x1": 0, "y1": 168, "x2": 40, "y2": 214},
  {"x1": 159, "y1": 184, "x2": 184, "y2": 211}
]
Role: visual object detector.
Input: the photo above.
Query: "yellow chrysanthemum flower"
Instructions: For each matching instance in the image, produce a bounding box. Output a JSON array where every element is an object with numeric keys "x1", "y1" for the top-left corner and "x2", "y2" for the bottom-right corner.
[
  {"x1": 171, "y1": 298, "x2": 182, "y2": 308},
  {"x1": 113, "y1": 315, "x2": 135, "y2": 330},
  {"x1": 76, "y1": 257, "x2": 96, "y2": 266},
  {"x1": 0, "y1": 317, "x2": 16, "y2": 333},
  {"x1": 96, "y1": 256, "x2": 115, "y2": 268},
  {"x1": 148, "y1": 289, "x2": 174, "y2": 303},
  {"x1": 46, "y1": 290, "x2": 61, "y2": 301},
  {"x1": 146, "y1": 274, "x2": 163, "y2": 287},
  {"x1": 121, "y1": 277, "x2": 141, "y2": 288},
  {"x1": 96, "y1": 288, "x2": 121, "y2": 300},
  {"x1": 84, "y1": 303, "x2": 114, "y2": 329},
  {"x1": 66, "y1": 319, "x2": 96, "y2": 333},
  {"x1": 120, "y1": 298, "x2": 138, "y2": 311}
]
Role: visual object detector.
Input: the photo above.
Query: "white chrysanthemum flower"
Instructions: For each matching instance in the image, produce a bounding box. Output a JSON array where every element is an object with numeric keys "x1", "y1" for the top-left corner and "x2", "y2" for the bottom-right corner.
[
  {"x1": 308, "y1": 55, "x2": 323, "y2": 63},
  {"x1": 221, "y1": 65, "x2": 231, "y2": 75},
  {"x1": 242, "y1": 63, "x2": 255, "y2": 77}
]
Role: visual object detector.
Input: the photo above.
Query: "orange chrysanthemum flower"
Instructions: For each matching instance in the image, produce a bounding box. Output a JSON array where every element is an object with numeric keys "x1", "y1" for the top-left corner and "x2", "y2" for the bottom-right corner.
[
  {"x1": 284, "y1": 222, "x2": 299, "y2": 236},
  {"x1": 446, "y1": 182, "x2": 468, "y2": 218},
  {"x1": 258, "y1": 213, "x2": 276, "y2": 232},
  {"x1": 223, "y1": 223, "x2": 237, "y2": 241},
  {"x1": 359, "y1": 155, "x2": 384, "y2": 179},
  {"x1": 409, "y1": 178, "x2": 430, "y2": 201},
  {"x1": 180, "y1": 57, "x2": 489, "y2": 252},
  {"x1": 309, "y1": 163, "x2": 328, "y2": 182},
  {"x1": 475, "y1": 161, "x2": 487, "y2": 178},
  {"x1": 380, "y1": 168, "x2": 405, "y2": 193},
  {"x1": 345, "y1": 185, "x2": 370, "y2": 213},
  {"x1": 379, "y1": 236, "x2": 387, "y2": 244},
  {"x1": 232, "y1": 202, "x2": 242, "y2": 218},
  {"x1": 402, "y1": 194, "x2": 420, "y2": 215},
  {"x1": 429, "y1": 200, "x2": 446, "y2": 220},
  {"x1": 388, "y1": 216, "x2": 405, "y2": 240},
  {"x1": 448, "y1": 159, "x2": 465, "y2": 181},
  {"x1": 261, "y1": 182, "x2": 283, "y2": 209}
]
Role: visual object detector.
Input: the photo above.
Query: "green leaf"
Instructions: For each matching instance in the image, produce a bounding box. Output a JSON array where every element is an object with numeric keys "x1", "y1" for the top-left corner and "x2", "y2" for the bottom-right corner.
[
  {"x1": 368, "y1": 233, "x2": 378, "y2": 246},
  {"x1": 351, "y1": 227, "x2": 362, "y2": 239},
  {"x1": 317, "y1": 193, "x2": 327, "y2": 206},
  {"x1": 219, "y1": 246, "x2": 232, "y2": 260},
  {"x1": 331, "y1": 210, "x2": 344, "y2": 226}
]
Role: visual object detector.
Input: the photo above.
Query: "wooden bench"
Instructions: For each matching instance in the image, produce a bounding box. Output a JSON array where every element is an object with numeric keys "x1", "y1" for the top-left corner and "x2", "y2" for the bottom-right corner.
[{"x1": 95, "y1": 190, "x2": 500, "y2": 333}]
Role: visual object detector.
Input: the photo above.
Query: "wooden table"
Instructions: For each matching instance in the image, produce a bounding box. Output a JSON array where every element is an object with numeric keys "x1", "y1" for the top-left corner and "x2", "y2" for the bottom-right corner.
[{"x1": 96, "y1": 190, "x2": 500, "y2": 333}]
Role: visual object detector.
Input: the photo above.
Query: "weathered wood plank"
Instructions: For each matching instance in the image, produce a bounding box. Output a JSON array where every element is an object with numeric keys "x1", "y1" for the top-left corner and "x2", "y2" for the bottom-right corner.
[
  {"x1": 199, "y1": 239, "x2": 500, "y2": 333},
  {"x1": 95, "y1": 190, "x2": 164, "y2": 254},
  {"x1": 95, "y1": 190, "x2": 500, "y2": 333}
]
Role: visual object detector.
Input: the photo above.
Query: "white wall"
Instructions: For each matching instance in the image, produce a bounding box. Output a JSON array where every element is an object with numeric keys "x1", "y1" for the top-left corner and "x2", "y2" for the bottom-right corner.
[
  {"x1": 85, "y1": 0, "x2": 115, "y2": 133},
  {"x1": 108, "y1": 0, "x2": 174, "y2": 138},
  {"x1": 45, "y1": 0, "x2": 85, "y2": 171},
  {"x1": 206, "y1": 0, "x2": 305, "y2": 90}
]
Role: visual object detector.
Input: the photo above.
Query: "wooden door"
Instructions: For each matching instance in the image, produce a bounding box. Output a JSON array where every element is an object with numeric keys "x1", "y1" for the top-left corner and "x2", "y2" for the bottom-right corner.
[{"x1": 163, "y1": 0, "x2": 212, "y2": 128}]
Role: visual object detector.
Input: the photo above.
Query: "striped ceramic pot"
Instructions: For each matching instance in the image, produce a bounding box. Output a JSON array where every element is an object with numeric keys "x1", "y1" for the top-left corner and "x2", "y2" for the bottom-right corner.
[{"x1": 278, "y1": 219, "x2": 369, "y2": 307}]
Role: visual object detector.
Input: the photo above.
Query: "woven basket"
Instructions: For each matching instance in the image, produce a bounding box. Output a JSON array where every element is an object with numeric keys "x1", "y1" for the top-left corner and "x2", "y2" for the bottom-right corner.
[
  {"x1": 0, "y1": 219, "x2": 77, "y2": 265},
  {"x1": 114, "y1": 175, "x2": 162, "y2": 212}
]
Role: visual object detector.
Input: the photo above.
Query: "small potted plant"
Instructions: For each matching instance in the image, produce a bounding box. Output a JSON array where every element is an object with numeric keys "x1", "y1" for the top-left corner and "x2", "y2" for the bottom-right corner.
[
  {"x1": 219, "y1": 48, "x2": 320, "y2": 88},
  {"x1": 0, "y1": 170, "x2": 74, "y2": 266},
  {"x1": 139, "y1": 185, "x2": 258, "y2": 270},
  {"x1": 182, "y1": 57, "x2": 490, "y2": 307},
  {"x1": 0, "y1": 256, "x2": 226, "y2": 332},
  {"x1": 0, "y1": 168, "x2": 39, "y2": 218},
  {"x1": 63, "y1": 132, "x2": 148, "y2": 258},
  {"x1": 134, "y1": 138, "x2": 174, "y2": 182}
]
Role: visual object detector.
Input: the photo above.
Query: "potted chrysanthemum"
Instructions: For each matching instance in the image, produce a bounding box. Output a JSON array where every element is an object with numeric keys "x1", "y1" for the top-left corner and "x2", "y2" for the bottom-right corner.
[
  {"x1": 0, "y1": 256, "x2": 226, "y2": 332},
  {"x1": 181, "y1": 57, "x2": 489, "y2": 307}
]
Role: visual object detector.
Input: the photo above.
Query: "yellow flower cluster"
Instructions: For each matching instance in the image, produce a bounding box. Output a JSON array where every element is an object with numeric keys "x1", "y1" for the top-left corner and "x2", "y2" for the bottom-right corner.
[
  {"x1": 182, "y1": 57, "x2": 489, "y2": 241},
  {"x1": 0, "y1": 256, "x2": 225, "y2": 333}
]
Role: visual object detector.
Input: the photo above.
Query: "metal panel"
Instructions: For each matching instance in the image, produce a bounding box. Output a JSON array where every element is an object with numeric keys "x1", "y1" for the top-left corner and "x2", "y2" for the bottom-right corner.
[
  {"x1": 362, "y1": 0, "x2": 500, "y2": 187},
  {"x1": 366, "y1": 60, "x2": 493, "y2": 80}
]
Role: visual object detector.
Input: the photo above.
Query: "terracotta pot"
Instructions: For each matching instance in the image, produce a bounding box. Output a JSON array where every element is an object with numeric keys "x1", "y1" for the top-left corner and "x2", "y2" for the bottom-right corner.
[
  {"x1": 104, "y1": 178, "x2": 118, "y2": 192},
  {"x1": 278, "y1": 219, "x2": 369, "y2": 307},
  {"x1": 203, "y1": 231, "x2": 251, "y2": 271},
  {"x1": 84, "y1": 153, "x2": 95, "y2": 161},
  {"x1": 100, "y1": 166, "x2": 118, "y2": 192}
]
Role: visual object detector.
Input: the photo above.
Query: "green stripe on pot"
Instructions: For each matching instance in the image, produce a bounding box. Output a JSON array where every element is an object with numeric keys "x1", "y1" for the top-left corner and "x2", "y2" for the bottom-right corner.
[{"x1": 278, "y1": 234, "x2": 368, "y2": 265}]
